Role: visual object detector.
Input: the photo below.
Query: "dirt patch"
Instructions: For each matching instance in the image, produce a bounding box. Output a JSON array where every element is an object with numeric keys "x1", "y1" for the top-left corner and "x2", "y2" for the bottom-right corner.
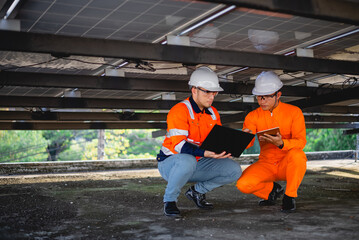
[{"x1": 1, "y1": 161, "x2": 359, "y2": 239}]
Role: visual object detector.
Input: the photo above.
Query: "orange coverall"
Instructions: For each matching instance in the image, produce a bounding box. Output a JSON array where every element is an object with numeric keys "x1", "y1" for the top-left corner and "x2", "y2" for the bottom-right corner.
[{"x1": 236, "y1": 101, "x2": 307, "y2": 198}]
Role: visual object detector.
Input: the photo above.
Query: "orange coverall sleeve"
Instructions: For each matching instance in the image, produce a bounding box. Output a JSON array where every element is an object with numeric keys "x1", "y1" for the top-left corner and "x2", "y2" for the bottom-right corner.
[{"x1": 281, "y1": 107, "x2": 306, "y2": 151}]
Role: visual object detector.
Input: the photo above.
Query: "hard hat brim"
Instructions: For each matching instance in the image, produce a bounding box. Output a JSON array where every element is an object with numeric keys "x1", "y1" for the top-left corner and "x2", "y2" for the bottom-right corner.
[
  {"x1": 205, "y1": 86, "x2": 224, "y2": 92},
  {"x1": 252, "y1": 85, "x2": 282, "y2": 95}
]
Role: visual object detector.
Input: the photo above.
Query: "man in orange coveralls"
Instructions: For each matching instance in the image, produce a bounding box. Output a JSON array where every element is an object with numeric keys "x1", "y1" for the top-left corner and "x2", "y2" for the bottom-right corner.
[
  {"x1": 157, "y1": 67, "x2": 242, "y2": 217},
  {"x1": 236, "y1": 71, "x2": 307, "y2": 213}
]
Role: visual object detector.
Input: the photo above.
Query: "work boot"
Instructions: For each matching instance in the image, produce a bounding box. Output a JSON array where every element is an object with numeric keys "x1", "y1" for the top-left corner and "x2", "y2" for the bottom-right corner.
[
  {"x1": 258, "y1": 182, "x2": 284, "y2": 206},
  {"x1": 164, "y1": 201, "x2": 181, "y2": 217},
  {"x1": 281, "y1": 194, "x2": 296, "y2": 213},
  {"x1": 185, "y1": 186, "x2": 213, "y2": 209}
]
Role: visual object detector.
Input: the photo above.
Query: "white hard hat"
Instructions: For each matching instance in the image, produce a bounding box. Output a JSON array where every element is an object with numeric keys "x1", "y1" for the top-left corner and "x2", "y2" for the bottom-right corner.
[
  {"x1": 188, "y1": 67, "x2": 224, "y2": 92},
  {"x1": 252, "y1": 71, "x2": 283, "y2": 95}
]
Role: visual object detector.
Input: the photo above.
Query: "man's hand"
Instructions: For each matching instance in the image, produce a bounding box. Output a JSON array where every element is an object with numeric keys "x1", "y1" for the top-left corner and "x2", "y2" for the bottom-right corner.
[
  {"x1": 258, "y1": 132, "x2": 283, "y2": 147},
  {"x1": 242, "y1": 128, "x2": 252, "y2": 134},
  {"x1": 204, "y1": 150, "x2": 232, "y2": 159}
]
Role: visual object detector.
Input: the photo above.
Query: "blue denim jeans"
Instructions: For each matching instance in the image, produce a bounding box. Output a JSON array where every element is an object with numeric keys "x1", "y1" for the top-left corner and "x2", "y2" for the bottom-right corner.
[{"x1": 158, "y1": 154, "x2": 242, "y2": 202}]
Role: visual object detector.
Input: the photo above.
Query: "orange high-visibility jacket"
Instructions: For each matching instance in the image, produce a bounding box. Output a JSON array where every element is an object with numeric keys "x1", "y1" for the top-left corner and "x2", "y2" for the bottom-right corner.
[
  {"x1": 244, "y1": 101, "x2": 306, "y2": 160},
  {"x1": 157, "y1": 97, "x2": 221, "y2": 161}
]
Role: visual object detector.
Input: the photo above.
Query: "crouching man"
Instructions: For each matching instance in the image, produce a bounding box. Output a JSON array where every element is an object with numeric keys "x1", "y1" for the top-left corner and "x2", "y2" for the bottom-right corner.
[
  {"x1": 157, "y1": 67, "x2": 242, "y2": 217},
  {"x1": 236, "y1": 71, "x2": 307, "y2": 213}
]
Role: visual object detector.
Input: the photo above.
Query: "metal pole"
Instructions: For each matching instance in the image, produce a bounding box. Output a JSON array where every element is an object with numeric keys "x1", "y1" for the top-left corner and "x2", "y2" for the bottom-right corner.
[
  {"x1": 356, "y1": 134, "x2": 359, "y2": 162},
  {"x1": 98, "y1": 129, "x2": 105, "y2": 160}
]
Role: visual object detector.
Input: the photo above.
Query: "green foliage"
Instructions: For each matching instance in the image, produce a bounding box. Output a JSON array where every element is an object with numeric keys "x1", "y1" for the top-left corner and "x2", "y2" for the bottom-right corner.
[
  {"x1": 304, "y1": 129, "x2": 356, "y2": 152},
  {"x1": 243, "y1": 129, "x2": 356, "y2": 154},
  {"x1": 97, "y1": 129, "x2": 163, "y2": 159},
  {"x1": 42, "y1": 130, "x2": 76, "y2": 161},
  {"x1": 57, "y1": 139, "x2": 85, "y2": 161},
  {"x1": 57, "y1": 129, "x2": 163, "y2": 160},
  {"x1": 1, "y1": 128, "x2": 355, "y2": 163},
  {"x1": 105, "y1": 129, "x2": 130, "y2": 159},
  {"x1": 119, "y1": 129, "x2": 163, "y2": 158},
  {"x1": 0, "y1": 131, "x2": 48, "y2": 162},
  {"x1": 42, "y1": 130, "x2": 98, "y2": 161}
]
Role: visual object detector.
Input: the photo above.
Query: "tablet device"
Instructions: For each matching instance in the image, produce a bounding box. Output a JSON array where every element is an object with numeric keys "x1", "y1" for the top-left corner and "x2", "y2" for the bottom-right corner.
[
  {"x1": 256, "y1": 127, "x2": 280, "y2": 137},
  {"x1": 200, "y1": 124, "x2": 255, "y2": 158}
]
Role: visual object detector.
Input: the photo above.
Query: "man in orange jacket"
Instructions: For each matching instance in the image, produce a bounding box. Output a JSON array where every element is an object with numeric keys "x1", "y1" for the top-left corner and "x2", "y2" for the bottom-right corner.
[
  {"x1": 157, "y1": 67, "x2": 242, "y2": 217},
  {"x1": 236, "y1": 71, "x2": 307, "y2": 212}
]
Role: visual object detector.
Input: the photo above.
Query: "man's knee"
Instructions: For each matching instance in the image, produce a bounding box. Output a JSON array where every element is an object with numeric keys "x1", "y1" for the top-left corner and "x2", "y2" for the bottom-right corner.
[
  {"x1": 226, "y1": 159, "x2": 242, "y2": 180},
  {"x1": 175, "y1": 154, "x2": 197, "y2": 173},
  {"x1": 236, "y1": 177, "x2": 254, "y2": 194},
  {"x1": 287, "y1": 149, "x2": 307, "y2": 165}
]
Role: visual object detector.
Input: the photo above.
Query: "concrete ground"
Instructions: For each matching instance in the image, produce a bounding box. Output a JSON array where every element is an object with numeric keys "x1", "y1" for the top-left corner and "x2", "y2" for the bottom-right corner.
[{"x1": 0, "y1": 159, "x2": 358, "y2": 240}]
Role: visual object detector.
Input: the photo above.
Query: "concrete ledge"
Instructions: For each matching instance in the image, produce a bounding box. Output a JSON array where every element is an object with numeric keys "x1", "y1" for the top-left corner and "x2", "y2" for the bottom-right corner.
[
  {"x1": 305, "y1": 150, "x2": 356, "y2": 160},
  {"x1": 0, "y1": 159, "x2": 158, "y2": 175},
  {"x1": 238, "y1": 150, "x2": 356, "y2": 162},
  {"x1": 0, "y1": 150, "x2": 356, "y2": 175}
]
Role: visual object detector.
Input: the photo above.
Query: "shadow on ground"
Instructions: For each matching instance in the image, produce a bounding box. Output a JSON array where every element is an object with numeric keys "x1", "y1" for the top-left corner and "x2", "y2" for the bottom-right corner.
[{"x1": 1, "y1": 165, "x2": 359, "y2": 239}]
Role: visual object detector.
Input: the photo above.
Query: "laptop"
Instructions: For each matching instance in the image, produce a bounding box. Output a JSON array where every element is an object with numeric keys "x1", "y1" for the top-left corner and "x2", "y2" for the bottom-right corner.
[{"x1": 200, "y1": 124, "x2": 255, "y2": 158}]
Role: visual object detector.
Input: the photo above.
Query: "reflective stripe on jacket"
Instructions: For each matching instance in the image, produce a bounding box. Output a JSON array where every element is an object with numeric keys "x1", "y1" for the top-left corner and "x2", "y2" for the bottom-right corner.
[{"x1": 157, "y1": 96, "x2": 221, "y2": 161}]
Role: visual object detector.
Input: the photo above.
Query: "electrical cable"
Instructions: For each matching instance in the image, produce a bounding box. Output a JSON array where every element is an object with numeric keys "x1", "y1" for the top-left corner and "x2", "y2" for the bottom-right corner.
[
  {"x1": 0, "y1": 139, "x2": 92, "y2": 163},
  {"x1": 0, "y1": 58, "x2": 61, "y2": 71},
  {"x1": 0, "y1": 143, "x2": 48, "y2": 158}
]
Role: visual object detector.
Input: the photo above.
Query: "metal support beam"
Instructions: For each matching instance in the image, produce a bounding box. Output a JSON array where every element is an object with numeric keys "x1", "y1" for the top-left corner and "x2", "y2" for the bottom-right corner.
[
  {"x1": 305, "y1": 123, "x2": 359, "y2": 129},
  {"x1": 304, "y1": 115, "x2": 359, "y2": 123},
  {"x1": 221, "y1": 112, "x2": 246, "y2": 124},
  {"x1": 0, "y1": 96, "x2": 258, "y2": 112},
  {"x1": 1, "y1": 111, "x2": 357, "y2": 125},
  {"x1": 226, "y1": 122, "x2": 359, "y2": 130},
  {"x1": 0, "y1": 122, "x2": 167, "y2": 130},
  {"x1": 0, "y1": 30, "x2": 358, "y2": 74},
  {"x1": 199, "y1": 0, "x2": 359, "y2": 25},
  {"x1": 303, "y1": 106, "x2": 359, "y2": 114},
  {"x1": 290, "y1": 86, "x2": 359, "y2": 109},
  {"x1": 1, "y1": 121, "x2": 357, "y2": 130},
  {"x1": 343, "y1": 128, "x2": 359, "y2": 135},
  {"x1": 0, "y1": 111, "x2": 168, "y2": 121},
  {"x1": 0, "y1": 71, "x2": 325, "y2": 97},
  {"x1": 219, "y1": 114, "x2": 359, "y2": 125}
]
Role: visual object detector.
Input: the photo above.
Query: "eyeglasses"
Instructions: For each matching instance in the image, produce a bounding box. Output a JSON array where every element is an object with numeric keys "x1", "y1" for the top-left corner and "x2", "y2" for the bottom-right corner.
[
  {"x1": 256, "y1": 92, "x2": 277, "y2": 101},
  {"x1": 197, "y1": 87, "x2": 218, "y2": 96}
]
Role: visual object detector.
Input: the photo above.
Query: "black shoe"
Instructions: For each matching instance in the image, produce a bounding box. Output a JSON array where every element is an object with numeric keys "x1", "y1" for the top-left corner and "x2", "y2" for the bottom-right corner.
[
  {"x1": 164, "y1": 201, "x2": 181, "y2": 217},
  {"x1": 258, "y1": 182, "x2": 284, "y2": 206},
  {"x1": 185, "y1": 186, "x2": 213, "y2": 209},
  {"x1": 281, "y1": 194, "x2": 296, "y2": 213}
]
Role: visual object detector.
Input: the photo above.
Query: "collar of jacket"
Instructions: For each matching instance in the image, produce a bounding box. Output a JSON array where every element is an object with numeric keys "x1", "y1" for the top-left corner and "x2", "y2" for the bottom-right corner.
[
  {"x1": 272, "y1": 100, "x2": 282, "y2": 113},
  {"x1": 189, "y1": 96, "x2": 212, "y2": 115}
]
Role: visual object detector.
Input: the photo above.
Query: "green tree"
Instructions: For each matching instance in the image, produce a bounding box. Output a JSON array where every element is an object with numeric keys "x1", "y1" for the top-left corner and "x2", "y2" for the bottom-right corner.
[
  {"x1": 0, "y1": 131, "x2": 48, "y2": 162},
  {"x1": 94, "y1": 129, "x2": 162, "y2": 159},
  {"x1": 104, "y1": 129, "x2": 131, "y2": 159},
  {"x1": 42, "y1": 130, "x2": 98, "y2": 161},
  {"x1": 75, "y1": 129, "x2": 163, "y2": 160},
  {"x1": 122, "y1": 129, "x2": 163, "y2": 157},
  {"x1": 304, "y1": 129, "x2": 356, "y2": 152},
  {"x1": 42, "y1": 130, "x2": 75, "y2": 161},
  {"x1": 57, "y1": 139, "x2": 86, "y2": 161}
]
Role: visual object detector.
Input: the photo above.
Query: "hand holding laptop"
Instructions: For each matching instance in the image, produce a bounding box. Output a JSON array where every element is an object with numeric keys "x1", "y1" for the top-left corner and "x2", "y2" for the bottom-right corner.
[
  {"x1": 242, "y1": 128, "x2": 252, "y2": 134},
  {"x1": 256, "y1": 127, "x2": 283, "y2": 147},
  {"x1": 204, "y1": 150, "x2": 232, "y2": 159}
]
